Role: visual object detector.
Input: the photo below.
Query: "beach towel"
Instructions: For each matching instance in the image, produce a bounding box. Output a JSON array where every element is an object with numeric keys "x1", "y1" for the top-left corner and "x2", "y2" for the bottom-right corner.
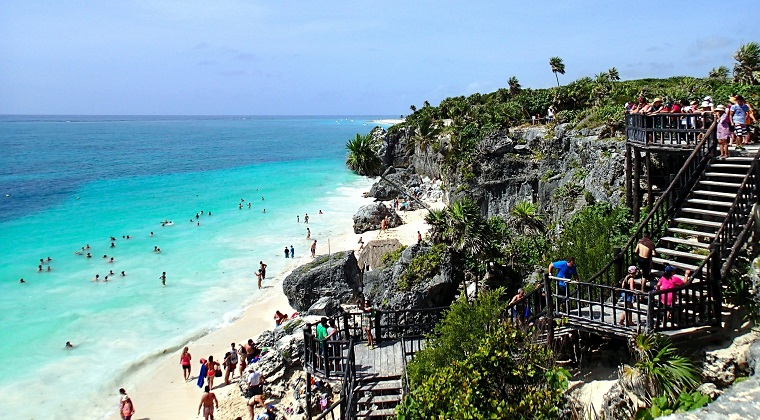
[{"x1": 197, "y1": 363, "x2": 208, "y2": 388}]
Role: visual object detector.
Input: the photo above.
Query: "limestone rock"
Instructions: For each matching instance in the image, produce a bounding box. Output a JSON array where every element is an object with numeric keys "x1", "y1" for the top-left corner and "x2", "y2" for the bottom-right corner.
[
  {"x1": 352, "y1": 202, "x2": 403, "y2": 234},
  {"x1": 368, "y1": 170, "x2": 423, "y2": 201},
  {"x1": 282, "y1": 250, "x2": 361, "y2": 313}
]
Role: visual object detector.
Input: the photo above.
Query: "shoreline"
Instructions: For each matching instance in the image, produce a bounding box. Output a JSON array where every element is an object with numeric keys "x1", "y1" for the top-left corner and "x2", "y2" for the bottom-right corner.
[{"x1": 111, "y1": 194, "x2": 440, "y2": 419}]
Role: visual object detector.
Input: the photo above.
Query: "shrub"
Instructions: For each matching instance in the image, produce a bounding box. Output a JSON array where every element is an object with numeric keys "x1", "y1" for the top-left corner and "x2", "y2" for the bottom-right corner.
[
  {"x1": 380, "y1": 245, "x2": 407, "y2": 267},
  {"x1": 399, "y1": 244, "x2": 446, "y2": 290}
]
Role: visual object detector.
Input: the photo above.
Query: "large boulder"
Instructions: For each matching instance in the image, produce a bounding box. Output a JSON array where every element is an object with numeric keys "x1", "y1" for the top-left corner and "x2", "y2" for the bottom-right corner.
[
  {"x1": 352, "y1": 202, "x2": 403, "y2": 234},
  {"x1": 368, "y1": 170, "x2": 423, "y2": 201},
  {"x1": 282, "y1": 250, "x2": 361, "y2": 314}
]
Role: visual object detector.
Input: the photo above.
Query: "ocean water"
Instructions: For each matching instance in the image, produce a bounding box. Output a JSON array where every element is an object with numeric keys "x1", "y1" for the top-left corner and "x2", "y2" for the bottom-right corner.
[{"x1": 0, "y1": 115, "x2": 385, "y2": 419}]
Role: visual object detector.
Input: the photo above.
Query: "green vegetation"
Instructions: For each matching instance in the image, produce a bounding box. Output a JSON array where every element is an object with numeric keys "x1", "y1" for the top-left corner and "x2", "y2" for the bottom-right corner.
[
  {"x1": 398, "y1": 244, "x2": 445, "y2": 290},
  {"x1": 380, "y1": 245, "x2": 407, "y2": 267},
  {"x1": 345, "y1": 133, "x2": 382, "y2": 176},
  {"x1": 399, "y1": 290, "x2": 569, "y2": 419},
  {"x1": 635, "y1": 391, "x2": 711, "y2": 419},
  {"x1": 552, "y1": 203, "x2": 634, "y2": 283}
]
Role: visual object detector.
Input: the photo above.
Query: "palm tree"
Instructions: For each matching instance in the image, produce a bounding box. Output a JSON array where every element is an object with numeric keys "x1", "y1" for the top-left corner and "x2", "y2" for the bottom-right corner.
[
  {"x1": 708, "y1": 66, "x2": 730, "y2": 80},
  {"x1": 423, "y1": 100, "x2": 431, "y2": 108},
  {"x1": 508, "y1": 76, "x2": 522, "y2": 96},
  {"x1": 345, "y1": 133, "x2": 382, "y2": 176},
  {"x1": 733, "y1": 42, "x2": 760, "y2": 85},
  {"x1": 549, "y1": 56, "x2": 566, "y2": 87},
  {"x1": 608, "y1": 67, "x2": 620, "y2": 83},
  {"x1": 410, "y1": 104, "x2": 418, "y2": 113},
  {"x1": 619, "y1": 333, "x2": 700, "y2": 405},
  {"x1": 509, "y1": 201, "x2": 545, "y2": 236}
]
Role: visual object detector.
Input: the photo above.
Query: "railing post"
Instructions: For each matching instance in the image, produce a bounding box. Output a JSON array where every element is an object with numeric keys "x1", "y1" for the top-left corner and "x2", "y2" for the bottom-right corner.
[
  {"x1": 646, "y1": 291, "x2": 655, "y2": 332},
  {"x1": 374, "y1": 309, "x2": 382, "y2": 344},
  {"x1": 613, "y1": 246, "x2": 623, "y2": 285},
  {"x1": 625, "y1": 143, "x2": 632, "y2": 208},
  {"x1": 322, "y1": 337, "x2": 330, "y2": 377},
  {"x1": 543, "y1": 272, "x2": 555, "y2": 347},
  {"x1": 342, "y1": 313, "x2": 350, "y2": 340},
  {"x1": 709, "y1": 245, "x2": 722, "y2": 327},
  {"x1": 306, "y1": 371, "x2": 312, "y2": 420}
]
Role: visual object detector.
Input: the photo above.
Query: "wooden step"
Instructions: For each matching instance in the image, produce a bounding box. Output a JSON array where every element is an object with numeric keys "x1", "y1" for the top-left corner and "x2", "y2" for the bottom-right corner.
[
  {"x1": 654, "y1": 247, "x2": 708, "y2": 261},
  {"x1": 357, "y1": 408, "x2": 399, "y2": 418},
  {"x1": 698, "y1": 180, "x2": 743, "y2": 188},
  {"x1": 685, "y1": 198, "x2": 733, "y2": 208},
  {"x1": 651, "y1": 257, "x2": 699, "y2": 272},
  {"x1": 672, "y1": 217, "x2": 723, "y2": 229},
  {"x1": 692, "y1": 190, "x2": 738, "y2": 199},
  {"x1": 680, "y1": 207, "x2": 728, "y2": 218},
  {"x1": 704, "y1": 172, "x2": 747, "y2": 179},
  {"x1": 355, "y1": 381, "x2": 402, "y2": 393},
  {"x1": 722, "y1": 156, "x2": 756, "y2": 162},
  {"x1": 666, "y1": 227, "x2": 716, "y2": 239},
  {"x1": 657, "y1": 236, "x2": 711, "y2": 249},
  {"x1": 358, "y1": 394, "x2": 402, "y2": 406},
  {"x1": 708, "y1": 164, "x2": 752, "y2": 170}
]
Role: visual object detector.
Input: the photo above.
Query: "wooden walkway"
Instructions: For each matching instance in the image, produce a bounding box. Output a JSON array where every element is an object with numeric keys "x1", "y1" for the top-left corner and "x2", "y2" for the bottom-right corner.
[{"x1": 353, "y1": 341, "x2": 404, "y2": 378}]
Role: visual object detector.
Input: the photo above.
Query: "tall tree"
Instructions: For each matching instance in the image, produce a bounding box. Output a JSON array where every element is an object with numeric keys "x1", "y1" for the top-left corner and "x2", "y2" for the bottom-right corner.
[
  {"x1": 409, "y1": 104, "x2": 417, "y2": 113},
  {"x1": 508, "y1": 76, "x2": 522, "y2": 96},
  {"x1": 608, "y1": 67, "x2": 620, "y2": 83},
  {"x1": 345, "y1": 133, "x2": 381, "y2": 176},
  {"x1": 708, "y1": 66, "x2": 730, "y2": 80},
  {"x1": 733, "y1": 42, "x2": 760, "y2": 85},
  {"x1": 549, "y1": 56, "x2": 566, "y2": 87}
]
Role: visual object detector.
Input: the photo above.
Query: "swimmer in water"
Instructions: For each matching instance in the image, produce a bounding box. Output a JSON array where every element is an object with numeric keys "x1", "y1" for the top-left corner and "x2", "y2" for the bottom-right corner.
[
  {"x1": 263, "y1": 209, "x2": 266, "y2": 213},
  {"x1": 47, "y1": 266, "x2": 52, "y2": 272},
  {"x1": 208, "y1": 211, "x2": 212, "y2": 216},
  {"x1": 160, "y1": 272, "x2": 167, "y2": 286},
  {"x1": 86, "y1": 253, "x2": 92, "y2": 258},
  {"x1": 154, "y1": 246, "x2": 159, "y2": 253},
  {"x1": 20, "y1": 278, "x2": 25, "y2": 283},
  {"x1": 103, "y1": 255, "x2": 108, "y2": 259},
  {"x1": 319, "y1": 210, "x2": 323, "y2": 214},
  {"x1": 121, "y1": 271, "x2": 126, "y2": 276},
  {"x1": 85, "y1": 244, "x2": 90, "y2": 250},
  {"x1": 46, "y1": 257, "x2": 52, "y2": 262},
  {"x1": 65, "y1": 341, "x2": 74, "y2": 348},
  {"x1": 150, "y1": 232, "x2": 154, "y2": 237},
  {"x1": 38, "y1": 265, "x2": 43, "y2": 272},
  {"x1": 104, "y1": 275, "x2": 109, "y2": 282},
  {"x1": 109, "y1": 270, "x2": 115, "y2": 276},
  {"x1": 247, "y1": 203, "x2": 251, "y2": 209},
  {"x1": 93, "y1": 274, "x2": 100, "y2": 282},
  {"x1": 111, "y1": 242, "x2": 115, "y2": 248},
  {"x1": 109, "y1": 257, "x2": 114, "y2": 263},
  {"x1": 306, "y1": 228, "x2": 311, "y2": 239},
  {"x1": 239, "y1": 203, "x2": 243, "y2": 209}
]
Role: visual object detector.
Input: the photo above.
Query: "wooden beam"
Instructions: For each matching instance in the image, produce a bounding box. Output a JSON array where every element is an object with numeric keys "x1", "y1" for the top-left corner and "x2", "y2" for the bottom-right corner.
[{"x1": 633, "y1": 149, "x2": 641, "y2": 222}]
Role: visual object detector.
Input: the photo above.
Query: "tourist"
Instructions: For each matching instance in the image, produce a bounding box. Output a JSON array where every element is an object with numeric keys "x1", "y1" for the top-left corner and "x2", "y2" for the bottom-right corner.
[
  {"x1": 297, "y1": 215, "x2": 299, "y2": 223},
  {"x1": 716, "y1": 104, "x2": 731, "y2": 159},
  {"x1": 284, "y1": 247, "x2": 290, "y2": 258},
  {"x1": 304, "y1": 213, "x2": 309, "y2": 223},
  {"x1": 274, "y1": 310, "x2": 288, "y2": 326},
  {"x1": 358, "y1": 236, "x2": 364, "y2": 250},
  {"x1": 730, "y1": 95, "x2": 751, "y2": 149},
  {"x1": 509, "y1": 288, "x2": 528, "y2": 325},
  {"x1": 65, "y1": 341, "x2": 74, "y2": 348},
  {"x1": 657, "y1": 265, "x2": 690, "y2": 323},
  {"x1": 316, "y1": 317, "x2": 328, "y2": 342},
  {"x1": 38, "y1": 264, "x2": 42, "y2": 272},
  {"x1": 417, "y1": 231, "x2": 422, "y2": 244},
  {"x1": 619, "y1": 266, "x2": 638, "y2": 327},
  {"x1": 634, "y1": 232, "x2": 656, "y2": 290},
  {"x1": 180, "y1": 346, "x2": 192, "y2": 381},
  {"x1": 259, "y1": 261, "x2": 267, "y2": 281},
  {"x1": 306, "y1": 227, "x2": 311, "y2": 239},
  {"x1": 245, "y1": 365, "x2": 266, "y2": 410},
  {"x1": 93, "y1": 274, "x2": 100, "y2": 282},
  {"x1": 238, "y1": 344, "x2": 248, "y2": 376},
  {"x1": 311, "y1": 240, "x2": 317, "y2": 258},
  {"x1": 290, "y1": 245, "x2": 294, "y2": 258},
  {"x1": 198, "y1": 385, "x2": 218, "y2": 420},
  {"x1": 223, "y1": 351, "x2": 233, "y2": 385},
  {"x1": 19, "y1": 278, "x2": 25, "y2": 283},
  {"x1": 548, "y1": 257, "x2": 579, "y2": 311},
  {"x1": 359, "y1": 298, "x2": 375, "y2": 349},
  {"x1": 205, "y1": 356, "x2": 220, "y2": 390},
  {"x1": 547, "y1": 105, "x2": 555, "y2": 122},
  {"x1": 159, "y1": 271, "x2": 166, "y2": 286},
  {"x1": 257, "y1": 405, "x2": 277, "y2": 420},
  {"x1": 256, "y1": 269, "x2": 262, "y2": 289},
  {"x1": 226, "y1": 343, "x2": 238, "y2": 385},
  {"x1": 118, "y1": 388, "x2": 135, "y2": 420},
  {"x1": 121, "y1": 271, "x2": 126, "y2": 276},
  {"x1": 244, "y1": 338, "x2": 260, "y2": 364}
]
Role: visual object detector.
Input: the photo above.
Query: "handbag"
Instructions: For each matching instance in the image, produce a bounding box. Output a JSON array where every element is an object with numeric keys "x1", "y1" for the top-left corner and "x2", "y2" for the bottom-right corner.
[{"x1": 215, "y1": 368, "x2": 222, "y2": 378}]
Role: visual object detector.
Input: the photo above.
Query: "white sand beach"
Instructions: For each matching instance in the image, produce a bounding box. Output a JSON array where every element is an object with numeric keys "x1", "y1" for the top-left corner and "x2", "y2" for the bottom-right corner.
[
  {"x1": 110, "y1": 200, "x2": 439, "y2": 420},
  {"x1": 370, "y1": 119, "x2": 405, "y2": 125}
]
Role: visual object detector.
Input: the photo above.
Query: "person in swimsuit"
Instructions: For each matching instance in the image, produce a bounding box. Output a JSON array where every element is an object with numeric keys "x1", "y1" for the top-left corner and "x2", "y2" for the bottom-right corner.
[
  {"x1": 160, "y1": 272, "x2": 166, "y2": 286},
  {"x1": 311, "y1": 240, "x2": 317, "y2": 258},
  {"x1": 205, "y1": 356, "x2": 220, "y2": 390},
  {"x1": 119, "y1": 388, "x2": 135, "y2": 420},
  {"x1": 198, "y1": 385, "x2": 218, "y2": 420},
  {"x1": 238, "y1": 344, "x2": 247, "y2": 377},
  {"x1": 306, "y1": 227, "x2": 311, "y2": 239},
  {"x1": 225, "y1": 342, "x2": 238, "y2": 385},
  {"x1": 259, "y1": 262, "x2": 267, "y2": 281},
  {"x1": 180, "y1": 346, "x2": 192, "y2": 381},
  {"x1": 635, "y1": 232, "x2": 656, "y2": 290},
  {"x1": 256, "y1": 270, "x2": 262, "y2": 289}
]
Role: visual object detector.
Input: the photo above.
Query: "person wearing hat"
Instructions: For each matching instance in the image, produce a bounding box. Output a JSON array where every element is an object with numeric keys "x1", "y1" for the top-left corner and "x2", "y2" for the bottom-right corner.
[
  {"x1": 619, "y1": 266, "x2": 639, "y2": 327},
  {"x1": 715, "y1": 104, "x2": 731, "y2": 159},
  {"x1": 729, "y1": 95, "x2": 751, "y2": 149},
  {"x1": 656, "y1": 265, "x2": 690, "y2": 323},
  {"x1": 641, "y1": 97, "x2": 664, "y2": 114}
]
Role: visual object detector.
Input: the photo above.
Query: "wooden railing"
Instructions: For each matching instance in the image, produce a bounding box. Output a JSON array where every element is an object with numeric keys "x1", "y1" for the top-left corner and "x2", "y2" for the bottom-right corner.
[
  {"x1": 312, "y1": 340, "x2": 356, "y2": 420},
  {"x1": 626, "y1": 112, "x2": 714, "y2": 146},
  {"x1": 589, "y1": 121, "x2": 718, "y2": 286}
]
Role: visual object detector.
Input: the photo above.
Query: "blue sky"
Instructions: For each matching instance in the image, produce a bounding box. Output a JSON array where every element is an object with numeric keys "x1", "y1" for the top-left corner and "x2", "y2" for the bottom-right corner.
[{"x1": 1, "y1": 1, "x2": 759, "y2": 115}]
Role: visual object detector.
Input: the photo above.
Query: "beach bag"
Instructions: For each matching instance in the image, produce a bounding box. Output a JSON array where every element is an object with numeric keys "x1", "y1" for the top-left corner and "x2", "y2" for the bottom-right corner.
[{"x1": 215, "y1": 368, "x2": 222, "y2": 378}]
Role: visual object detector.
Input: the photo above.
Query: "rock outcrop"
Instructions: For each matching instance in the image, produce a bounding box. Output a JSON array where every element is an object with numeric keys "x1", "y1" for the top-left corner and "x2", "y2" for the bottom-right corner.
[
  {"x1": 282, "y1": 251, "x2": 361, "y2": 315},
  {"x1": 352, "y1": 202, "x2": 403, "y2": 234},
  {"x1": 362, "y1": 243, "x2": 458, "y2": 310}
]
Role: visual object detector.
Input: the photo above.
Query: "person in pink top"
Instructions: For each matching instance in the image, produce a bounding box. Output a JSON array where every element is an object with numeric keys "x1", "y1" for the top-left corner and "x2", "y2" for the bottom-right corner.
[
  {"x1": 715, "y1": 104, "x2": 731, "y2": 159},
  {"x1": 657, "y1": 265, "x2": 690, "y2": 322}
]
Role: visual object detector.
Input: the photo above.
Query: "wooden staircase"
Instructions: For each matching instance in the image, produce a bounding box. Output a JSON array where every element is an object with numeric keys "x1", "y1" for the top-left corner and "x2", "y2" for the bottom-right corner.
[
  {"x1": 653, "y1": 156, "x2": 756, "y2": 276},
  {"x1": 354, "y1": 375, "x2": 403, "y2": 419}
]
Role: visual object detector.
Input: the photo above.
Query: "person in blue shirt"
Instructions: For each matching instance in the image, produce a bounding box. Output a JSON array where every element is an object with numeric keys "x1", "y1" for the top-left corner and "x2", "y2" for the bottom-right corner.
[{"x1": 548, "y1": 257, "x2": 579, "y2": 311}]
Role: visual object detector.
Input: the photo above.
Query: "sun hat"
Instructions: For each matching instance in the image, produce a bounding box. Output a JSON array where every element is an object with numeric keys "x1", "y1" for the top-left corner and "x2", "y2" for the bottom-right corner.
[
  {"x1": 728, "y1": 96, "x2": 737, "y2": 104},
  {"x1": 700, "y1": 101, "x2": 711, "y2": 108},
  {"x1": 628, "y1": 265, "x2": 637, "y2": 274},
  {"x1": 703, "y1": 95, "x2": 713, "y2": 102},
  {"x1": 715, "y1": 104, "x2": 726, "y2": 112},
  {"x1": 663, "y1": 265, "x2": 676, "y2": 273},
  {"x1": 653, "y1": 97, "x2": 663, "y2": 103}
]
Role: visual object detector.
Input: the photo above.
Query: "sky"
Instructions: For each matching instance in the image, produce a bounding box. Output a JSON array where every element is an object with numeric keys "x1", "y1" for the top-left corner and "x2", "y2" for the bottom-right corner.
[{"x1": 1, "y1": 1, "x2": 759, "y2": 116}]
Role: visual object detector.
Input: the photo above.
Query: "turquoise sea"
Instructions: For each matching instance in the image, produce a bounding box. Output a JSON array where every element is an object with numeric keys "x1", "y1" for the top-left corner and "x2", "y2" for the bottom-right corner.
[{"x1": 0, "y1": 115, "x2": 385, "y2": 419}]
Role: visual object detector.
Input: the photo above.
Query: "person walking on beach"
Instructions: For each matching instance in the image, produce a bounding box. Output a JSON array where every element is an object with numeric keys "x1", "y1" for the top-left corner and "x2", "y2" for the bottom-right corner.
[
  {"x1": 259, "y1": 262, "x2": 267, "y2": 281},
  {"x1": 198, "y1": 385, "x2": 218, "y2": 420},
  {"x1": 118, "y1": 388, "x2": 135, "y2": 420},
  {"x1": 311, "y1": 240, "x2": 317, "y2": 258},
  {"x1": 205, "y1": 356, "x2": 220, "y2": 389},
  {"x1": 284, "y1": 247, "x2": 290, "y2": 258},
  {"x1": 290, "y1": 245, "x2": 294, "y2": 258},
  {"x1": 256, "y1": 270, "x2": 262, "y2": 289},
  {"x1": 180, "y1": 346, "x2": 192, "y2": 381},
  {"x1": 306, "y1": 227, "x2": 311, "y2": 239},
  {"x1": 159, "y1": 271, "x2": 166, "y2": 286}
]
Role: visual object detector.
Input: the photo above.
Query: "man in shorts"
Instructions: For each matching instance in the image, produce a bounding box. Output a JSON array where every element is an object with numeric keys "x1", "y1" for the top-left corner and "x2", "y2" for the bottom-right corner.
[
  {"x1": 548, "y1": 257, "x2": 579, "y2": 312},
  {"x1": 246, "y1": 367, "x2": 267, "y2": 416},
  {"x1": 198, "y1": 385, "x2": 218, "y2": 420}
]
